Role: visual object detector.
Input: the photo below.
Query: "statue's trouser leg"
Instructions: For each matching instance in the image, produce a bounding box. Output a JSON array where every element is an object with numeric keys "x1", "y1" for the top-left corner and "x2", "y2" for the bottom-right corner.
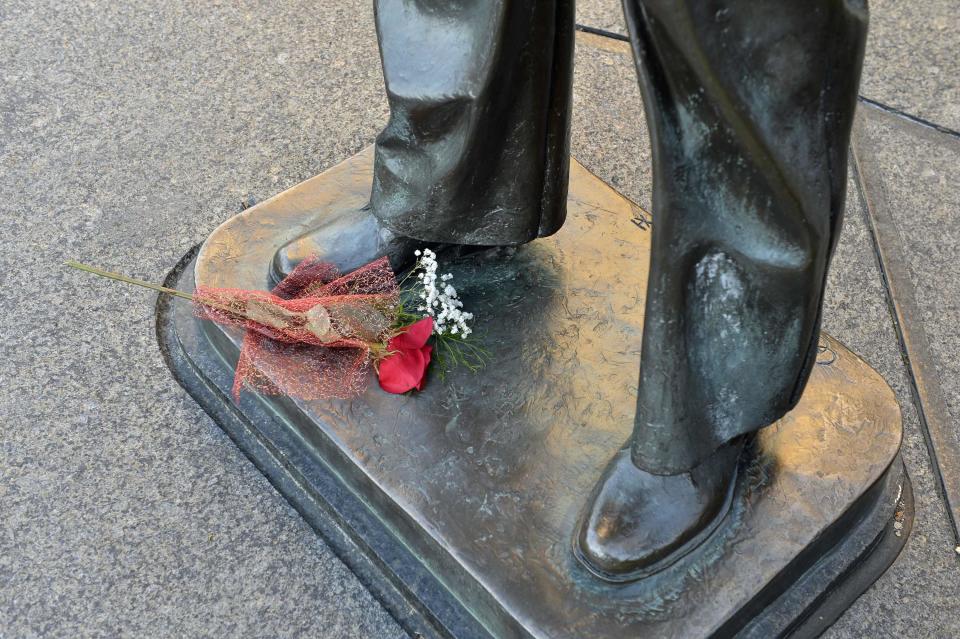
[
  {"x1": 272, "y1": 1, "x2": 572, "y2": 279},
  {"x1": 370, "y1": 0, "x2": 574, "y2": 246},
  {"x1": 622, "y1": 0, "x2": 868, "y2": 475}
]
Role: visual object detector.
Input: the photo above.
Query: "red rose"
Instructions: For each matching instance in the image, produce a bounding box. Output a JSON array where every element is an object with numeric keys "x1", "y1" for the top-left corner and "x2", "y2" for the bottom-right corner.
[{"x1": 378, "y1": 317, "x2": 433, "y2": 394}]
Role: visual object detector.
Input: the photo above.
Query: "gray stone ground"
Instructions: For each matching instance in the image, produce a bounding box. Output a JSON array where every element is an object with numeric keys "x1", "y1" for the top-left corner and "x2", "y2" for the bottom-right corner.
[
  {"x1": 1, "y1": 1, "x2": 958, "y2": 637},
  {"x1": 856, "y1": 107, "x2": 960, "y2": 474},
  {"x1": 577, "y1": 0, "x2": 960, "y2": 131}
]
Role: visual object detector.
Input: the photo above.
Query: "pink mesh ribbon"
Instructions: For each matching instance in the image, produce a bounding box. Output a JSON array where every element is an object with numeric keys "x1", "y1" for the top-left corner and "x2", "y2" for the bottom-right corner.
[{"x1": 194, "y1": 256, "x2": 399, "y2": 401}]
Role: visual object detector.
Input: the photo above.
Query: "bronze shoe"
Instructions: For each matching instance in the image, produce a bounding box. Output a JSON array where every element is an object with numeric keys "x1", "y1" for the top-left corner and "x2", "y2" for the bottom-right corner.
[{"x1": 575, "y1": 438, "x2": 744, "y2": 582}]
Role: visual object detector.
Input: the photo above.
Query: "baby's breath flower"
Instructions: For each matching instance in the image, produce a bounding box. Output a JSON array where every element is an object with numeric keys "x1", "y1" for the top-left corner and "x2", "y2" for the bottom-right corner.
[{"x1": 409, "y1": 247, "x2": 474, "y2": 337}]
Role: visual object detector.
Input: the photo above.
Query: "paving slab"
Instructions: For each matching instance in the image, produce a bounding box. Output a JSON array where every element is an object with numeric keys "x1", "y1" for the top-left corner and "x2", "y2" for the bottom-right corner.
[
  {"x1": 576, "y1": 0, "x2": 960, "y2": 131},
  {"x1": 571, "y1": 33, "x2": 651, "y2": 211},
  {"x1": 819, "y1": 172, "x2": 960, "y2": 639},
  {"x1": 859, "y1": 0, "x2": 960, "y2": 132},
  {"x1": 853, "y1": 104, "x2": 960, "y2": 541},
  {"x1": 0, "y1": 1, "x2": 399, "y2": 637},
  {"x1": 576, "y1": 2, "x2": 628, "y2": 38}
]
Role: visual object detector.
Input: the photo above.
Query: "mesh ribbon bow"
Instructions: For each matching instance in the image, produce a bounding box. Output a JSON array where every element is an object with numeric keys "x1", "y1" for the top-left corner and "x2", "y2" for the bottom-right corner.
[{"x1": 194, "y1": 256, "x2": 399, "y2": 401}]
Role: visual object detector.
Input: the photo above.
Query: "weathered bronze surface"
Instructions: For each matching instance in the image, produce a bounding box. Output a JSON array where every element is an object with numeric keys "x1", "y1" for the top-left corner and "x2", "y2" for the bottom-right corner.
[
  {"x1": 620, "y1": 0, "x2": 868, "y2": 476},
  {"x1": 271, "y1": 1, "x2": 872, "y2": 579},
  {"x1": 181, "y1": 149, "x2": 910, "y2": 637},
  {"x1": 369, "y1": 0, "x2": 574, "y2": 246}
]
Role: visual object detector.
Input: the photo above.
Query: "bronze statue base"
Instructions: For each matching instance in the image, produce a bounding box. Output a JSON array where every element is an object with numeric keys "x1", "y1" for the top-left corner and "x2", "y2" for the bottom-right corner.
[{"x1": 158, "y1": 149, "x2": 912, "y2": 638}]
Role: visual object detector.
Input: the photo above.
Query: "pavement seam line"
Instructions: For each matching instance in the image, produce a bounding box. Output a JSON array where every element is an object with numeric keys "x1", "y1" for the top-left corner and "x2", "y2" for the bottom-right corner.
[
  {"x1": 575, "y1": 23, "x2": 960, "y2": 141},
  {"x1": 851, "y1": 108, "x2": 960, "y2": 548}
]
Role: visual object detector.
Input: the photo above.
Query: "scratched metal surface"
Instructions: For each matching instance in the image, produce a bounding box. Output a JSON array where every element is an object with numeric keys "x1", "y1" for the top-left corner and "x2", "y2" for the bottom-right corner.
[{"x1": 193, "y1": 149, "x2": 903, "y2": 638}]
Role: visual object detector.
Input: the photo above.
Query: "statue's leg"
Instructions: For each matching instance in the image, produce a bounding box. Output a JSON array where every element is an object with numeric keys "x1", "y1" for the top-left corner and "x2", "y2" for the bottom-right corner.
[
  {"x1": 576, "y1": 0, "x2": 868, "y2": 581},
  {"x1": 273, "y1": 0, "x2": 574, "y2": 277}
]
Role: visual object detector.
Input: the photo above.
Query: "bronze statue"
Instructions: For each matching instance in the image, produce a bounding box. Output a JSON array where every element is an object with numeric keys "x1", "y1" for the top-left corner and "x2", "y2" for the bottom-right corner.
[
  {"x1": 161, "y1": 0, "x2": 913, "y2": 632},
  {"x1": 272, "y1": 0, "x2": 868, "y2": 582}
]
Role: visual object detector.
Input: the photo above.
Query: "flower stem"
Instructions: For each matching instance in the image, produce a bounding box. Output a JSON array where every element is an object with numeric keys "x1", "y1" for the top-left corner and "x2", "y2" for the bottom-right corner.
[{"x1": 65, "y1": 260, "x2": 195, "y2": 301}]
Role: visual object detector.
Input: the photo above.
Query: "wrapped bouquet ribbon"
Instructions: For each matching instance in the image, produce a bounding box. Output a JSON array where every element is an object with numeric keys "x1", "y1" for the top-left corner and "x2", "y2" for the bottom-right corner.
[
  {"x1": 67, "y1": 249, "x2": 483, "y2": 402},
  {"x1": 195, "y1": 255, "x2": 405, "y2": 401}
]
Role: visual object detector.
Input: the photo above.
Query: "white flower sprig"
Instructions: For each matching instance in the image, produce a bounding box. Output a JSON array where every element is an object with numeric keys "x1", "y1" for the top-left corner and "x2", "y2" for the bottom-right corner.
[
  {"x1": 413, "y1": 248, "x2": 474, "y2": 337},
  {"x1": 394, "y1": 248, "x2": 488, "y2": 378}
]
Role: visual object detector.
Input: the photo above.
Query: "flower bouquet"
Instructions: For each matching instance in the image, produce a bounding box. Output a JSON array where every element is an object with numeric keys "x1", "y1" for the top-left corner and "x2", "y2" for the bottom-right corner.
[{"x1": 67, "y1": 248, "x2": 485, "y2": 401}]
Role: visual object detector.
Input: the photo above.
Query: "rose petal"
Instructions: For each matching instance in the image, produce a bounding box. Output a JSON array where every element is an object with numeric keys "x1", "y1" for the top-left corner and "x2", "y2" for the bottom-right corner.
[
  {"x1": 379, "y1": 347, "x2": 429, "y2": 394},
  {"x1": 391, "y1": 317, "x2": 434, "y2": 350},
  {"x1": 414, "y1": 345, "x2": 432, "y2": 390}
]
